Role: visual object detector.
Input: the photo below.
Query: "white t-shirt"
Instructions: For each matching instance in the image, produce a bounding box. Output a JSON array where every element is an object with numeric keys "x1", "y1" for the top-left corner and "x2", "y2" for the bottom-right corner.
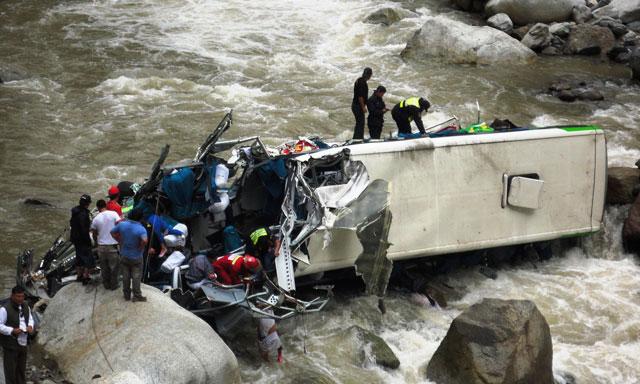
[{"x1": 91, "y1": 210, "x2": 121, "y2": 245}]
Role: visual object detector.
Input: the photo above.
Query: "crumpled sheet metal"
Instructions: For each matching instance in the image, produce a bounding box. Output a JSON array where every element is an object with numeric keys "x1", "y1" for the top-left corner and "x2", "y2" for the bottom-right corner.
[{"x1": 314, "y1": 160, "x2": 370, "y2": 209}]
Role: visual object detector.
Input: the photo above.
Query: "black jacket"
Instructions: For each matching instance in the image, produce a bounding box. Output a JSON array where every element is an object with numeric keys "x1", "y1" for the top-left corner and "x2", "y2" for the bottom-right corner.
[
  {"x1": 367, "y1": 94, "x2": 386, "y2": 127},
  {"x1": 392, "y1": 103, "x2": 426, "y2": 133},
  {"x1": 70, "y1": 205, "x2": 91, "y2": 246}
]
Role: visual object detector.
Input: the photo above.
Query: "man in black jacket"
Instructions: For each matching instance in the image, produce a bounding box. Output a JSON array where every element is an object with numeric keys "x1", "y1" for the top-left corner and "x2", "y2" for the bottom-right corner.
[
  {"x1": 0, "y1": 286, "x2": 35, "y2": 384},
  {"x1": 352, "y1": 67, "x2": 372, "y2": 140},
  {"x1": 70, "y1": 194, "x2": 94, "y2": 284},
  {"x1": 391, "y1": 97, "x2": 431, "y2": 139},
  {"x1": 366, "y1": 85, "x2": 389, "y2": 140}
]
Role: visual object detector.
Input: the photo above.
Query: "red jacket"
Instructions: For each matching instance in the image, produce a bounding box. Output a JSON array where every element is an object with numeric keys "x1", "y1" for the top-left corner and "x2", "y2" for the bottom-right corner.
[
  {"x1": 106, "y1": 200, "x2": 123, "y2": 218},
  {"x1": 213, "y1": 254, "x2": 247, "y2": 285}
]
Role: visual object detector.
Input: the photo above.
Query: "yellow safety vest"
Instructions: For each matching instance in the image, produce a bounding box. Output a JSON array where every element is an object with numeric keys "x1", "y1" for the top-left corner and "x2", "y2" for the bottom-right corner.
[
  {"x1": 249, "y1": 228, "x2": 268, "y2": 246},
  {"x1": 399, "y1": 97, "x2": 421, "y2": 109}
]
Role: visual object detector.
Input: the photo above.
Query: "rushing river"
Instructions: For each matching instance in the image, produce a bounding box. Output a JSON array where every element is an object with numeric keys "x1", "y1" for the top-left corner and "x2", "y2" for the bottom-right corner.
[{"x1": 1, "y1": 0, "x2": 640, "y2": 382}]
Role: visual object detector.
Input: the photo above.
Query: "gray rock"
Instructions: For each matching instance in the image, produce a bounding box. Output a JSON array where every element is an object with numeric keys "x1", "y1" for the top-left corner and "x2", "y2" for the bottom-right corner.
[
  {"x1": 575, "y1": 88, "x2": 604, "y2": 100},
  {"x1": 630, "y1": 47, "x2": 640, "y2": 81},
  {"x1": 401, "y1": 15, "x2": 536, "y2": 65},
  {"x1": 541, "y1": 46, "x2": 563, "y2": 55},
  {"x1": 628, "y1": 21, "x2": 640, "y2": 33},
  {"x1": 593, "y1": 0, "x2": 640, "y2": 23},
  {"x1": 426, "y1": 298, "x2": 553, "y2": 384},
  {"x1": 37, "y1": 283, "x2": 240, "y2": 384},
  {"x1": 585, "y1": 0, "x2": 599, "y2": 8},
  {"x1": 521, "y1": 23, "x2": 552, "y2": 50},
  {"x1": 623, "y1": 192, "x2": 640, "y2": 254},
  {"x1": 512, "y1": 25, "x2": 531, "y2": 40},
  {"x1": 549, "y1": 22, "x2": 572, "y2": 37},
  {"x1": 550, "y1": 35, "x2": 567, "y2": 49},
  {"x1": 487, "y1": 13, "x2": 514, "y2": 34},
  {"x1": 572, "y1": 4, "x2": 593, "y2": 23},
  {"x1": 23, "y1": 198, "x2": 54, "y2": 207},
  {"x1": 485, "y1": 0, "x2": 584, "y2": 25},
  {"x1": 364, "y1": 7, "x2": 416, "y2": 26},
  {"x1": 623, "y1": 31, "x2": 640, "y2": 46},
  {"x1": 567, "y1": 23, "x2": 615, "y2": 55},
  {"x1": 333, "y1": 326, "x2": 400, "y2": 370},
  {"x1": 452, "y1": 0, "x2": 490, "y2": 12},
  {"x1": 592, "y1": 16, "x2": 628, "y2": 37},
  {"x1": 608, "y1": 45, "x2": 631, "y2": 62},
  {"x1": 607, "y1": 167, "x2": 640, "y2": 205}
]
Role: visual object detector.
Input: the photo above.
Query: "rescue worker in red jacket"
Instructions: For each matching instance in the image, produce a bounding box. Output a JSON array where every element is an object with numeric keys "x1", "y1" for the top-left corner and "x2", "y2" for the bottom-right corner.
[{"x1": 213, "y1": 254, "x2": 262, "y2": 285}]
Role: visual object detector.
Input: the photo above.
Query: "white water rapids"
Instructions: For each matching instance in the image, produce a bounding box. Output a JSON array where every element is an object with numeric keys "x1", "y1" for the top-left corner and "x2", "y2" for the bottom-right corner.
[{"x1": 2, "y1": 0, "x2": 640, "y2": 383}]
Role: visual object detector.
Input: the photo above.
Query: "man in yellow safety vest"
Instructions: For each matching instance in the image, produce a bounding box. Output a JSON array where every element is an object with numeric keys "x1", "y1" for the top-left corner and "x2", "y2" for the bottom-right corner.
[{"x1": 391, "y1": 97, "x2": 431, "y2": 139}]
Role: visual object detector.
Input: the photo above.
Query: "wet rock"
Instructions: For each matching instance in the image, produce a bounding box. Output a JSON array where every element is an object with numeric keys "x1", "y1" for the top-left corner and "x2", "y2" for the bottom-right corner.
[
  {"x1": 608, "y1": 45, "x2": 631, "y2": 62},
  {"x1": 512, "y1": 25, "x2": 530, "y2": 40},
  {"x1": 521, "y1": 23, "x2": 552, "y2": 50},
  {"x1": 541, "y1": 46, "x2": 563, "y2": 55},
  {"x1": 606, "y1": 167, "x2": 640, "y2": 205},
  {"x1": 426, "y1": 298, "x2": 553, "y2": 384},
  {"x1": 335, "y1": 326, "x2": 400, "y2": 370},
  {"x1": 572, "y1": 4, "x2": 593, "y2": 23},
  {"x1": 555, "y1": 371, "x2": 577, "y2": 384},
  {"x1": 356, "y1": 326, "x2": 399, "y2": 369},
  {"x1": 37, "y1": 283, "x2": 240, "y2": 384},
  {"x1": 593, "y1": 0, "x2": 640, "y2": 24},
  {"x1": 567, "y1": 24, "x2": 615, "y2": 55},
  {"x1": 401, "y1": 15, "x2": 536, "y2": 65},
  {"x1": 576, "y1": 88, "x2": 604, "y2": 100},
  {"x1": 623, "y1": 31, "x2": 640, "y2": 46},
  {"x1": 628, "y1": 21, "x2": 640, "y2": 33},
  {"x1": 364, "y1": 7, "x2": 415, "y2": 26},
  {"x1": 623, "y1": 193, "x2": 640, "y2": 254},
  {"x1": 284, "y1": 367, "x2": 337, "y2": 384},
  {"x1": 487, "y1": 13, "x2": 514, "y2": 34},
  {"x1": 549, "y1": 22, "x2": 572, "y2": 37},
  {"x1": 23, "y1": 198, "x2": 54, "y2": 207},
  {"x1": 593, "y1": 16, "x2": 628, "y2": 37},
  {"x1": 452, "y1": 0, "x2": 489, "y2": 12},
  {"x1": 485, "y1": 0, "x2": 583, "y2": 25},
  {"x1": 630, "y1": 47, "x2": 640, "y2": 81},
  {"x1": 557, "y1": 90, "x2": 578, "y2": 101}
]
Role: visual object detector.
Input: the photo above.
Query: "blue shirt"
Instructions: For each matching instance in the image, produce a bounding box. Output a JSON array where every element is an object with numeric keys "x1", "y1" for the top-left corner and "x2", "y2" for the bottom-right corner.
[
  {"x1": 147, "y1": 214, "x2": 182, "y2": 244},
  {"x1": 111, "y1": 220, "x2": 148, "y2": 260}
]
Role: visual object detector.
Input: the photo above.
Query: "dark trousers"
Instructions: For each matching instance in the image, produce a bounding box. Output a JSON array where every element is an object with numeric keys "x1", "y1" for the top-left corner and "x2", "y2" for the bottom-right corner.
[
  {"x1": 352, "y1": 103, "x2": 365, "y2": 140},
  {"x1": 3, "y1": 346, "x2": 27, "y2": 384},
  {"x1": 368, "y1": 120, "x2": 383, "y2": 139},
  {"x1": 98, "y1": 245, "x2": 120, "y2": 289},
  {"x1": 120, "y1": 257, "x2": 143, "y2": 298},
  {"x1": 391, "y1": 107, "x2": 412, "y2": 135}
]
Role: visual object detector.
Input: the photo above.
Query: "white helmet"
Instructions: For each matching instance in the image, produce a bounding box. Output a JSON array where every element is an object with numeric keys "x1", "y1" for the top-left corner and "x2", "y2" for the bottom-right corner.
[{"x1": 164, "y1": 223, "x2": 188, "y2": 248}]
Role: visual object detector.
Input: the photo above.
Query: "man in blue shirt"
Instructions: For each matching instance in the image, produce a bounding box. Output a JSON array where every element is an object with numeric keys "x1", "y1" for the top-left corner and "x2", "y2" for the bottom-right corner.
[{"x1": 111, "y1": 208, "x2": 148, "y2": 302}]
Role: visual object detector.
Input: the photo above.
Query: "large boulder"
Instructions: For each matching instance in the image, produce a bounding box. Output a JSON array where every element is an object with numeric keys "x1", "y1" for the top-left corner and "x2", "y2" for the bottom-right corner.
[
  {"x1": 485, "y1": 0, "x2": 583, "y2": 25},
  {"x1": 607, "y1": 167, "x2": 640, "y2": 204},
  {"x1": 401, "y1": 15, "x2": 536, "y2": 65},
  {"x1": 593, "y1": 0, "x2": 640, "y2": 24},
  {"x1": 521, "y1": 23, "x2": 552, "y2": 50},
  {"x1": 426, "y1": 298, "x2": 553, "y2": 384},
  {"x1": 37, "y1": 283, "x2": 240, "y2": 384},
  {"x1": 566, "y1": 24, "x2": 615, "y2": 54},
  {"x1": 624, "y1": 193, "x2": 640, "y2": 254},
  {"x1": 364, "y1": 7, "x2": 416, "y2": 26}
]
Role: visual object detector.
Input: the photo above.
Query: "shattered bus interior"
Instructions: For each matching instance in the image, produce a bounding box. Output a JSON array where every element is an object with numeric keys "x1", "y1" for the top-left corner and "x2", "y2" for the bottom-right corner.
[{"x1": 17, "y1": 111, "x2": 395, "y2": 333}]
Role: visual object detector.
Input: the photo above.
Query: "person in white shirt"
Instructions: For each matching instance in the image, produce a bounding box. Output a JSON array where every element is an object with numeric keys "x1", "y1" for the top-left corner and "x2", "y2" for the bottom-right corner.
[
  {"x1": 0, "y1": 286, "x2": 35, "y2": 384},
  {"x1": 91, "y1": 199, "x2": 121, "y2": 290},
  {"x1": 257, "y1": 309, "x2": 283, "y2": 364}
]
